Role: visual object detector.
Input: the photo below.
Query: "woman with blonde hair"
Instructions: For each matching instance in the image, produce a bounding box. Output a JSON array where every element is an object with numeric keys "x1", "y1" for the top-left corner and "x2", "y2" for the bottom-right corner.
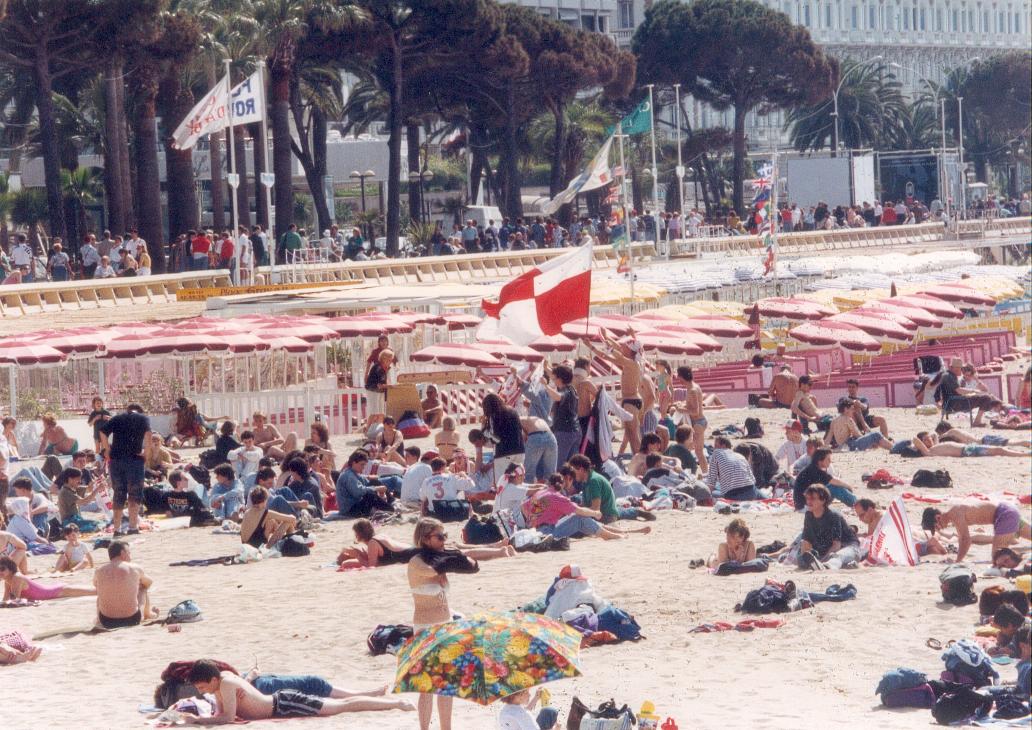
[{"x1": 408, "y1": 517, "x2": 479, "y2": 730}]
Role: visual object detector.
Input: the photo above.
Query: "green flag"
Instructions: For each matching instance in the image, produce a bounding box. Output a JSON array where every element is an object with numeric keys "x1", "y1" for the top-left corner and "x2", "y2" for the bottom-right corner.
[{"x1": 610, "y1": 99, "x2": 652, "y2": 136}]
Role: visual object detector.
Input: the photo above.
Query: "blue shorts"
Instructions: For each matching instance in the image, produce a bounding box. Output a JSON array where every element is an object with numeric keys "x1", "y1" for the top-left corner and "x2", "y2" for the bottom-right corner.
[
  {"x1": 109, "y1": 457, "x2": 145, "y2": 508},
  {"x1": 847, "y1": 431, "x2": 884, "y2": 451},
  {"x1": 253, "y1": 674, "x2": 333, "y2": 697},
  {"x1": 981, "y1": 435, "x2": 1009, "y2": 446}
]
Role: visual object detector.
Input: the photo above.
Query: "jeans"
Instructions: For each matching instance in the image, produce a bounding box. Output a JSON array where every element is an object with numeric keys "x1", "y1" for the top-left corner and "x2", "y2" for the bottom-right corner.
[
  {"x1": 827, "y1": 485, "x2": 858, "y2": 508},
  {"x1": 523, "y1": 431, "x2": 558, "y2": 482},
  {"x1": 807, "y1": 583, "x2": 858, "y2": 601},
  {"x1": 537, "y1": 707, "x2": 559, "y2": 729},
  {"x1": 192, "y1": 254, "x2": 208, "y2": 271},
  {"x1": 13, "y1": 467, "x2": 52, "y2": 494},
  {"x1": 723, "y1": 484, "x2": 760, "y2": 501},
  {"x1": 208, "y1": 483, "x2": 244, "y2": 520},
  {"x1": 252, "y1": 674, "x2": 333, "y2": 697},
  {"x1": 376, "y1": 474, "x2": 402, "y2": 499},
  {"x1": 553, "y1": 429, "x2": 581, "y2": 466},
  {"x1": 823, "y1": 546, "x2": 864, "y2": 570},
  {"x1": 267, "y1": 494, "x2": 298, "y2": 517},
  {"x1": 847, "y1": 431, "x2": 884, "y2": 451},
  {"x1": 539, "y1": 514, "x2": 602, "y2": 539},
  {"x1": 31, "y1": 512, "x2": 49, "y2": 536}
]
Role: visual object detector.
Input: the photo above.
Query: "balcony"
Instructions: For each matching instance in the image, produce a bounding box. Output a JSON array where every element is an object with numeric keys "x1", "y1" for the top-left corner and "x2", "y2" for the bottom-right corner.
[{"x1": 609, "y1": 27, "x2": 634, "y2": 46}]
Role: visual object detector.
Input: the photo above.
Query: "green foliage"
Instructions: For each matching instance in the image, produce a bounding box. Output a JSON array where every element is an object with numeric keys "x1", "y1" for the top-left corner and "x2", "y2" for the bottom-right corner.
[
  {"x1": 425, "y1": 158, "x2": 466, "y2": 192},
  {"x1": 405, "y1": 219, "x2": 436, "y2": 249},
  {"x1": 112, "y1": 370, "x2": 185, "y2": 415},
  {"x1": 293, "y1": 192, "x2": 314, "y2": 229},
  {"x1": 9, "y1": 187, "x2": 47, "y2": 227},
  {"x1": 15, "y1": 389, "x2": 63, "y2": 421}
]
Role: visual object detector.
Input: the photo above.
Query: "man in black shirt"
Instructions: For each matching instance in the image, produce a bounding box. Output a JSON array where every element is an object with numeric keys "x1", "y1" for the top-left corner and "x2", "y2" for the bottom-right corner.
[
  {"x1": 799, "y1": 484, "x2": 862, "y2": 570},
  {"x1": 165, "y1": 471, "x2": 206, "y2": 518},
  {"x1": 99, "y1": 404, "x2": 151, "y2": 535},
  {"x1": 937, "y1": 357, "x2": 1004, "y2": 426},
  {"x1": 249, "y1": 226, "x2": 266, "y2": 266},
  {"x1": 792, "y1": 448, "x2": 858, "y2": 510}
]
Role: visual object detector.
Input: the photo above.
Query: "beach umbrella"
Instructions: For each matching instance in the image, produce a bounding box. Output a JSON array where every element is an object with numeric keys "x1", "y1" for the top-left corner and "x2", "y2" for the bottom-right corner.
[
  {"x1": 917, "y1": 284, "x2": 996, "y2": 307},
  {"x1": 167, "y1": 317, "x2": 246, "y2": 332},
  {"x1": 623, "y1": 333, "x2": 704, "y2": 356},
  {"x1": 104, "y1": 333, "x2": 231, "y2": 358},
  {"x1": 789, "y1": 321, "x2": 881, "y2": 352},
  {"x1": 641, "y1": 325, "x2": 723, "y2": 352},
  {"x1": 393, "y1": 611, "x2": 582, "y2": 705},
  {"x1": 1, "y1": 330, "x2": 108, "y2": 355},
  {"x1": 528, "y1": 334, "x2": 576, "y2": 353},
  {"x1": 847, "y1": 308, "x2": 919, "y2": 331},
  {"x1": 472, "y1": 338, "x2": 544, "y2": 363},
  {"x1": 857, "y1": 303, "x2": 942, "y2": 328},
  {"x1": 631, "y1": 311, "x2": 684, "y2": 324},
  {"x1": 443, "y1": 314, "x2": 482, "y2": 331},
  {"x1": 891, "y1": 295, "x2": 965, "y2": 319},
  {"x1": 751, "y1": 297, "x2": 835, "y2": 321},
  {"x1": 217, "y1": 333, "x2": 271, "y2": 353},
  {"x1": 266, "y1": 336, "x2": 314, "y2": 353},
  {"x1": 363, "y1": 310, "x2": 447, "y2": 326},
  {"x1": 559, "y1": 321, "x2": 608, "y2": 342},
  {"x1": 325, "y1": 317, "x2": 413, "y2": 337},
  {"x1": 826, "y1": 312, "x2": 914, "y2": 341},
  {"x1": 254, "y1": 321, "x2": 340, "y2": 343},
  {"x1": 0, "y1": 343, "x2": 67, "y2": 365},
  {"x1": 411, "y1": 343, "x2": 503, "y2": 368},
  {"x1": 663, "y1": 316, "x2": 753, "y2": 339}
]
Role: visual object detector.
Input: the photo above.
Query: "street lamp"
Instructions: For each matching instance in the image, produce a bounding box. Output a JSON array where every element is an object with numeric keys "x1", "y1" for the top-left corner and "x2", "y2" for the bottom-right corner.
[
  {"x1": 407, "y1": 169, "x2": 434, "y2": 223},
  {"x1": 831, "y1": 55, "x2": 882, "y2": 158},
  {"x1": 349, "y1": 169, "x2": 375, "y2": 212}
]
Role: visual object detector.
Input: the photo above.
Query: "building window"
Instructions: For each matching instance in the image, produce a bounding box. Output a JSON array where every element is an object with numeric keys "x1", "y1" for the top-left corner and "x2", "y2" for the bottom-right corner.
[
  {"x1": 618, "y1": 0, "x2": 633, "y2": 29},
  {"x1": 919, "y1": 7, "x2": 925, "y2": 29},
  {"x1": 869, "y1": 5, "x2": 877, "y2": 27},
  {"x1": 804, "y1": 4, "x2": 811, "y2": 25},
  {"x1": 851, "y1": 4, "x2": 858, "y2": 27},
  {"x1": 967, "y1": 9, "x2": 973, "y2": 31},
  {"x1": 825, "y1": 3, "x2": 832, "y2": 26},
  {"x1": 936, "y1": 8, "x2": 942, "y2": 29}
]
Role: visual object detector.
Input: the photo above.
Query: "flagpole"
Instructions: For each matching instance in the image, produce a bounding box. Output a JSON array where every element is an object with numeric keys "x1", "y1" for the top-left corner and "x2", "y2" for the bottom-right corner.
[
  {"x1": 646, "y1": 84, "x2": 662, "y2": 263},
  {"x1": 674, "y1": 83, "x2": 684, "y2": 234},
  {"x1": 616, "y1": 122, "x2": 634, "y2": 304},
  {"x1": 257, "y1": 60, "x2": 275, "y2": 283},
  {"x1": 224, "y1": 58, "x2": 240, "y2": 285},
  {"x1": 770, "y1": 144, "x2": 779, "y2": 290}
]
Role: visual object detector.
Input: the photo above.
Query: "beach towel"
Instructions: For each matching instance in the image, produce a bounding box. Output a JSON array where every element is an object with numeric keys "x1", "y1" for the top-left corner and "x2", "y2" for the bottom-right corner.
[{"x1": 865, "y1": 496, "x2": 920, "y2": 567}]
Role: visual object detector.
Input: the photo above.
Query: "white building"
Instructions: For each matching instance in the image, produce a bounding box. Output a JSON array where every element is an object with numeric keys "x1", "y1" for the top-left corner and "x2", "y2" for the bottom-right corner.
[
  {"x1": 613, "y1": 0, "x2": 1030, "y2": 148},
  {"x1": 499, "y1": 0, "x2": 616, "y2": 32}
]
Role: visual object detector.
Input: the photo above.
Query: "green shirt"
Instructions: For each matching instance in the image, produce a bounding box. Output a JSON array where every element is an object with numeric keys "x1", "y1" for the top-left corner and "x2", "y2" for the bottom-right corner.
[
  {"x1": 664, "y1": 443, "x2": 698, "y2": 473},
  {"x1": 280, "y1": 231, "x2": 303, "y2": 252},
  {"x1": 581, "y1": 471, "x2": 618, "y2": 520}
]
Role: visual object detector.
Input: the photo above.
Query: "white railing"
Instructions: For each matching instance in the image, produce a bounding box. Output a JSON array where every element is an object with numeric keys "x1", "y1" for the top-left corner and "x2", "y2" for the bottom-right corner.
[{"x1": 192, "y1": 386, "x2": 367, "y2": 437}]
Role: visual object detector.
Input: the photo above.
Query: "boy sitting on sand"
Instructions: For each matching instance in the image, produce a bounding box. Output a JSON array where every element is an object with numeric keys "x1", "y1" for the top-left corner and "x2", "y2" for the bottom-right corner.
[
  {"x1": 181, "y1": 659, "x2": 414, "y2": 724},
  {"x1": 54, "y1": 524, "x2": 93, "y2": 572}
]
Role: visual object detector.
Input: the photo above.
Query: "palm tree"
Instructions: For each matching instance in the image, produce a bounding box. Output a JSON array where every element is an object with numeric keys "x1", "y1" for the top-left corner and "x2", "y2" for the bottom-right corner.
[
  {"x1": 61, "y1": 167, "x2": 102, "y2": 254},
  {"x1": 10, "y1": 188, "x2": 49, "y2": 252},
  {"x1": 437, "y1": 195, "x2": 467, "y2": 227},
  {"x1": 290, "y1": 60, "x2": 345, "y2": 233},
  {"x1": 883, "y1": 100, "x2": 939, "y2": 151},
  {"x1": 787, "y1": 59, "x2": 906, "y2": 153}
]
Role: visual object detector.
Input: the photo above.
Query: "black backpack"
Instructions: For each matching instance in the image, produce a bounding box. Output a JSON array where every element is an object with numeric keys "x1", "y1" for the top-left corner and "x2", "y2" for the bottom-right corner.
[
  {"x1": 431, "y1": 499, "x2": 471, "y2": 523},
  {"x1": 911, "y1": 469, "x2": 952, "y2": 489},
  {"x1": 279, "y1": 534, "x2": 310, "y2": 557},
  {"x1": 367, "y1": 624, "x2": 413, "y2": 656},
  {"x1": 939, "y1": 565, "x2": 977, "y2": 606},
  {"x1": 931, "y1": 686, "x2": 992, "y2": 725},
  {"x1": 462, "y1": 515, "x2": 503, "y2": 545}
]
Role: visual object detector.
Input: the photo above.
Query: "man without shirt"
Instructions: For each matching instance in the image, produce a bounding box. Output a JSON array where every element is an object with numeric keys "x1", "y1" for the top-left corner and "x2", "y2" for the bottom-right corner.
[
  {"x1": 853, "y1": 498, "x2": 946, "y2": 557},
  {"x1": 94, "y1": 541, "x2": 157, "y2": 628},
  {"x1": 676, "y1": 366, "x2": 709, "y2": 473},
  {"x1": 923, "y1": 502, "x2": 1032, "y2": 563},
  {"x1": 823, "y1": 398, "x2": 892, "y2": 452},
  {"x1": 182, "y1": 659, "x2": 413, "y2": 724},
  {"x1": 790, "y1": 376, "x2": 823, "y2": 431},
  {"x1": 756, "y1": 365, "x2": 798, "y2": 409},
  {"x1": 588, "y1": 331, "x2": 644, "y2": 453}
]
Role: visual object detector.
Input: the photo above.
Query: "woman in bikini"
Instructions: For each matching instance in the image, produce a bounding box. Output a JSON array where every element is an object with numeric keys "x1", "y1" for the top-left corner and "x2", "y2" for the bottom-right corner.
[
  {"x1": 707, "y1": 518, "x2": 757, "y2": 568},
  {"x1": 378, "y1": 417, "x2": 405, "y2": 466},
  {"x1": 37, "y1": 413, "x2": 77, "y2": 456},
  {"x1": 408, "y1": 517, "x2": 479, "y2": 730},
  {"x1": 0, "y1": 556, "x2": 96, "y2": 603},
  {"x1": 240, "y1": 487, "x2": 297, "y2": 550},
  {"x1": 336, "y1": 518, "x2": 415, "y2": 569},
  {"x1": 434, "y1": 416, "x2": 460, "y2": 462}
]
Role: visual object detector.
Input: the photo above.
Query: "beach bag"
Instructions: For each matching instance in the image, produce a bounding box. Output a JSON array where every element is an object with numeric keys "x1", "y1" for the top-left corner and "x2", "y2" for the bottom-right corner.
[
  {"x1": 568, "y1": 697, "x2": 635, "y2": 730},
  {"x1": 187, "y1": 465, "x2": 210, "y2": 489},
  {"x1": 881, "y1": 684, "x2": 937, "y2": 709},
  {"x1": 461, "y1": 515, "x2": 503, "y2": 545},
  {"x1": 875, "y1": 667, "x2": 928, "y2": 696},
  {"x1": 398, "y1": 415, "x2": 430, "y2": 439},
  {"x1": 366, "y1": 624, "x2": 414, "y2": 656},
  {"x1": 596, "y1": 606, "x2": 642, "y2": 642},
  {"x1": 939, "y1": 565, "x2": 977, "y2": 606},
  {"x1": 932, "y1": 687, "x2": 992, "y2": 725},
  {"x1": 166, "y1": 600, "x2": 203, "y2": 624},
  {"x1": 911, "y1": 469, "x2": 953, "y2": 489},
  {"x1": 431, "y1": 499, "x2": 471, "y2": 523},
  {"x1": 155, "y1": 659, "x2": 237, "y2": 708},
  {"x1": 941, "y1": 640, "x2": 998, "y2": 687},
  {"x1": 279, "y1": 534, "x2": 310, "y2": 557}
]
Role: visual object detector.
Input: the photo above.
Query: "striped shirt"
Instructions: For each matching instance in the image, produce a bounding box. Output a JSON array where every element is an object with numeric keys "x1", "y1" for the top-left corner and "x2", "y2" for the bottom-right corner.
[{"x1": 705, "y1": 448, "x2": 756, "y2": 494}]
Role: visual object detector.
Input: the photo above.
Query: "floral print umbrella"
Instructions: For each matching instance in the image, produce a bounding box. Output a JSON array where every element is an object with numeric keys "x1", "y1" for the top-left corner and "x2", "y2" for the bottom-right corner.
[{"x1": 393, "y1": 611, "x2": 582, "y2": 705}]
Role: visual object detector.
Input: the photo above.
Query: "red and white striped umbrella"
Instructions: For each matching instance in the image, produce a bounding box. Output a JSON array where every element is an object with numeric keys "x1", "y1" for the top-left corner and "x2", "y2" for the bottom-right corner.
[
  {"x1": 891, "y1": 295, "x2": 965, "y2": 319},
  {"x1": 528, "y1": 334, "x2": 577, "y2": 353},
  {"x1": 472, "y1": 338, "x2": 544, "y2": 363},
  {"x1": 826, "y1": 312, "x2": 914, "y2": 341},
  {"x1": 266, "y1": 336, "x2": 314, "y2": 353},
  {"x1": 672, "y1": 316, "x2": 754, "y2": 339},
  {"x1": 622, "y1": 333, "x2": 704, "y2": 356},
  {"x1": 847, "y1": 308, "x2": 918, "y2": 331},
  {"x1": 254, "y1": 321, "x2": 341, "y2": 343},
  {"x1": 168, "y1": 317, "x2": 248, "y2": 332},
  {"x1": 856, "y1": 303, "x2": 942, "y2": 329},
  {"x1": 105, "y1": 333, "x2": 232, "y2": 358},
  {"x1": 0, "y1": 342, "x2": 67, "y2": 365},
  {"x1": 752, "y1": 297, "x2": 836, "y2": 321},
  {"x1": 442, "y1": 314, "x2": 482, "y2": 331},
  {"x1": 411, "y1": 343, "x2": 503, "y2": 368},
  {"x1": 560, "y1": 321, "x2": 608, "y2": 342},
  {"x1": 641, "y1": 325, "x2": 723, "y2": 352},
  {"x1": 789, "y1": 320, "x2": 881, "y2": 351},
  {"x1": 7, "y1": 330, "x2": 108, "y2": 354},
  {"x1": 917, "y1": 284, "x2": 996, "y2": 307},
  {"x1": 325, "y1": 317, "x2": 413, "y2": 337}
]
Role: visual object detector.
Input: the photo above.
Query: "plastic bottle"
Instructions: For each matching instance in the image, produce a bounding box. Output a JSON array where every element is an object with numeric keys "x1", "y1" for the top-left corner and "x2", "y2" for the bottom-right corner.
[{"x1": 637, "y1": 701, "x2": 660, "y2": 730}]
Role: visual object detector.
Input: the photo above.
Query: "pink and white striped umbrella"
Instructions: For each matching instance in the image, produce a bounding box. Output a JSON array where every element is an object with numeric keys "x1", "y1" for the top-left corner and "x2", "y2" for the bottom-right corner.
[
  {"x1": 789, "y1": 320, "x2": 881, "y2": 351},
  {"x1": 752, "y1": 297, "x2": 836, "y2": 321},
  {"x1": 917, "y1": 284, "x2": 995, "y2": 307},
  {"x1": 891, "y1": 295, "x2": 965, "y2": 319},
  {"x1": 641, "y1": 325, "x2": 723, "y2": 352},
  {"x1": 622, "y1": 333, "x2": 704, "y2": 356},
  {"x1": 472, "y1": 338, "x2": 544, "y2": 363},
  {"x1": 528, "y1": 334, "x2": 577, "y2": 353},
  {"x1": 826, "y1": 312, "x2": 914, "y2": 341},
  {"x1": 254, "y1": 321, "x2": 341, "y2": 343},
  {"x1": 443, "y1": 314, "x2": 482, "y2": 331},
  {"x1": 672, "y1": 316, "x2": 753, "y2": 339},
  {"x1": 364, "y1": 310, "x2": 446, "y2": 327},
  {"x1": 856, "y1": 303, "x2": 942, "y2": 329},
  {"x1": 266, "y1": 336, "x2": 314, "y2": 353},
  {"x1": 0, "y1": 342, "x2": 67, "y2": 365},
  {"x1": 411, "y1": 343, "x2": 503, "y2": 368},
  {"x1": 325, "y1": 317, "x2": 413, "y2": 337}
]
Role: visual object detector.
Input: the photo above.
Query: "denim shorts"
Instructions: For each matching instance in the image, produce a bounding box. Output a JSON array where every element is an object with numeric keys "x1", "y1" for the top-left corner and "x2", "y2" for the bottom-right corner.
[
  {"x1": 252, "y1": 674, "x2": 333, "y2": 697},
  {"x1": 109, "y1": 457, "x2": 145, "y2": 508},
  {"x1": 847, "y1": 431, "x2": 884, "y2": 451}
]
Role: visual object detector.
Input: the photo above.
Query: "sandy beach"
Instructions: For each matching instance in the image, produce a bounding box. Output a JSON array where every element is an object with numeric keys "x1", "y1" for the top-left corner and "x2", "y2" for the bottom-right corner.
[{"x1": 4, "y1": 403, "x2": 1029, "y2": 730}]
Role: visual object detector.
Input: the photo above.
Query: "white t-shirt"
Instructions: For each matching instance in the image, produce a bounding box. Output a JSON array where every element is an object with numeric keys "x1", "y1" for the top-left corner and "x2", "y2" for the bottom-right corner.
[
  {"x1": 420, "y1": 473, "x2": 472, "y2": 505},
  {"x1": 228, "y1": 445, "x2": 263, "y2": 479},
  {"x1": 775, "y1": 439, "x2": 807, "y2": 466},
  {"x1": 400, "y1": 463, "x2": 432, "y2": 503},
  {"x1": 493, "y1": 481, "x2": 528, "y2": 514},
  {"x1": 11, "y1": 244, "x2": 32, "y2": 266},
  {"x1": 497, "y1": 704, "x2": 538, "y2": 730},
  {"x1": 0, "y1": 435, "x2": 10, "y2": 478}
]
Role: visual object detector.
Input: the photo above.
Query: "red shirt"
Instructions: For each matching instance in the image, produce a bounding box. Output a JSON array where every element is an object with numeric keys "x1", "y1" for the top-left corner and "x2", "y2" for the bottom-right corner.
[
  {"x1": 191, "y1": 235, "x2": 211, "y2": 255},
  {"x1": 219, "y1": 238, "x2": 234, "y2": 261}
]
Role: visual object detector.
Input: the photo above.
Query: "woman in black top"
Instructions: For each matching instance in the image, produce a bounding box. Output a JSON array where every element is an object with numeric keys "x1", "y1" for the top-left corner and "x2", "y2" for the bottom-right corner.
[
  {"x1": 548, "y1": 365, "x2": 580, "y2": 465},
  {"x1": 481, "y1": 393, "x2": 524, "y2": 485}
]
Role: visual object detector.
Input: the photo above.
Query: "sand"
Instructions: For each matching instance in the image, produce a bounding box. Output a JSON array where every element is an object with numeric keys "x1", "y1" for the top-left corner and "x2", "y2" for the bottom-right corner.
[{"x1": 4, "y1": 404, "x2": 1030, "y2": 730}]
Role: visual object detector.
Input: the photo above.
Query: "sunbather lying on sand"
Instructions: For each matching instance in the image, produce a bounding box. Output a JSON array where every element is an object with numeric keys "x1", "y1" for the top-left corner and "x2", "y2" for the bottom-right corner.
[{"x1": 0, "y1": 556, "x2": 96, "y2": 602}]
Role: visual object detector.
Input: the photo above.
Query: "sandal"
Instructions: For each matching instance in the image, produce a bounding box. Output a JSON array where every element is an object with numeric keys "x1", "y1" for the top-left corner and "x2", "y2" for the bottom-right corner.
[
  {"x1": 688, "y1": 559, "x2": 705, "y2": 569},
  {"x1": 926, "y1": 638, "x2": 943, "y2": 650}
]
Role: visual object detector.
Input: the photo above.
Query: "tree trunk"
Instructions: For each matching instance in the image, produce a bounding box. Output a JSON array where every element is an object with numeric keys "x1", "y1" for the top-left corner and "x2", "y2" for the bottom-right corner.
[
  {"x1": 732, "y1": 104, "x2": 747, "y2": 215},
  {"x1": 499, "y1": 87, "x2": 523, "y2": 220},
  {"x1": 33, "y1": 46, "x2": 66, "y2": 241},
  {"x1": 549, "y1": 103, "x2": 567, "y2": 198},
  {"x1": 159, "y1": 71, "x2": 198, "y2": 239},
  {"x1": 249, "y1": 122, "x2": 269, "y2": 230},
  {"x1": 406, "y1": 122, "x2": 421, "y2": 222},
  {"x1": 631, "y1": 163, "x2": 643, "y2": 214},
  {"x1": 234, "y1": 127, "x2": 251, "y2": 228},
  {"x1": 384, "y1": 36, "x2": 403, "y2": 257},
  {"x1": 308, "y1": 107, "x2": 332, "y2": 234},
  {"x1": 133, "y1": 81, "x2": 165, "y2": 273},
  {"x1": 103, "y1": 61, "x2": 127, "y2": 235},
  {"x1": 270, "y1": 64, "x2": 293, "y2": 244},
  {"x1": 115, "y1": 74, "x2": 134, "y2": 229}
]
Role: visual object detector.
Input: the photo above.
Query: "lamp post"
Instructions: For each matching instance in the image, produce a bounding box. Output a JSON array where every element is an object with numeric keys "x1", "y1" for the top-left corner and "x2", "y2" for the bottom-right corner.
[
  {"x1": 349, "y1": 169, "x2": 375, "y2": 212},
  {"x1": 407, "y1": 169, "x2": 434, "y2": 223},
  {"x1": 831, "y1": 55, "x2": 882, "y2": 158}
]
